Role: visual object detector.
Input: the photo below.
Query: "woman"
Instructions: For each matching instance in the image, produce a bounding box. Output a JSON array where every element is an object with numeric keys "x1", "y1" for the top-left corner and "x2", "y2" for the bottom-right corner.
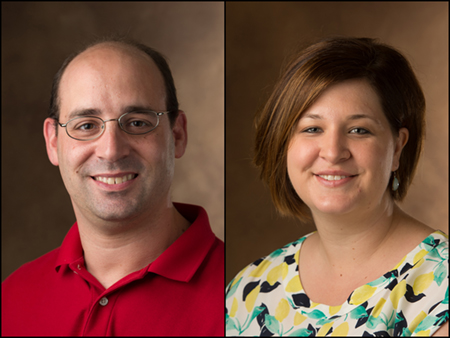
[{"x1": 226, "y1": 37, "x2": 448, "y2": 336}]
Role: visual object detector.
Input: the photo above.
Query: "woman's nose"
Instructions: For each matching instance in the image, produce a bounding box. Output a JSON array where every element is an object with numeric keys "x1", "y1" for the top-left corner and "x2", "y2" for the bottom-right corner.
[{"x1": 319, "y1": 130, "x2": 351, "y2": 164}]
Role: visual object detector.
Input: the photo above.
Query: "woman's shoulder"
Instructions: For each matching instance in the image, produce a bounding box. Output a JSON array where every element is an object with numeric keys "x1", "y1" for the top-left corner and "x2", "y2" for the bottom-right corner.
[
  {"x1": 392, "y1": 211, "x2": 447, "y2": 260},
  {"x1": 389, "y1": 229, "x2": 448, "y2": 335},
  {"x1": 401, "y1": 229, "x2": 448, "y2": 278},
  {"x1": 226, "y1": 232, "x2": 314, "y2": 292}
]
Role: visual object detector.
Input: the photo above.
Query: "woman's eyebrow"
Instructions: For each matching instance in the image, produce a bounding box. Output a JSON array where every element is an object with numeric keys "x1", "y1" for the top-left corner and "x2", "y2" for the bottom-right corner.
[
  {"x1": 302, "y1": 113, "x2": 322, "y2": 120},
  {"x1": 302, "y1": 113, "x2": 378, "y2": 123},
  {"x1": 347, "y1": 114, "x2": 377, "y2": 122}
]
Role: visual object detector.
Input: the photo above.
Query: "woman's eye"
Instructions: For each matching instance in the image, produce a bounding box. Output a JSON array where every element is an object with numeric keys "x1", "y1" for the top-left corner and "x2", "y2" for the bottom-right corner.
[
  {"x1": 302, "y1": 127, "x2": 322, "y2": 133},
  {"x1": 300, "y1": 127, "x2": 371, "y2": 134},
  {"x1": 350, "y1": 128, "x2": 370, "y2": 134}
]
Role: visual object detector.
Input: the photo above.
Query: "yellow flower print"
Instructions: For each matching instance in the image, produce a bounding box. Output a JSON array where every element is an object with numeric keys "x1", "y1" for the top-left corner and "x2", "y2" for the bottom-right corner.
[
  {"x1": 393, "y1": 256, "x2": 406, "y2": 270},
  {"x1": 294, "y1": 312, "x2": 307, "y2": 326},
  {"x1": 275, "y1": 298, "x2": 290, "y2": 322},
  {"x1": 412, "y1": 249, "x2": 428, "y2": 269},
  {"x1": 349, "y1": 284, "x2": 377, "y2": 305},
  {"x1": 230, "y1": 297, "x2": 238, "y2": 317},
  {"x1": 331, "y1": 322, "x2": 349, "y2": 336},
  {"x1": 371, "y1": 298, "x2": 386, "y2": 318},
  {"x1": 294, "y1": 248, "x2": 300, "y2": 265},
  {"x1": 390, "y1": 280, "x2": 407, "y2": 309},
  {"x1": 249, "y1": 260, "x2": 272, "y2": 278},
  {"x1": 267, "y1": 262, "x2": 289, "y2": 285},
  {"x1": 245, "y1": 284, "x2": 260, "y2": 313},
  {"x1": 413, "y1": 271, "x2": 434, "y2": 295},
  {"x1": 230, "y1": 268, "x2": 246, "y2": 288},
  {"x1": 317, "y1": 322, "x2": 333, "y2": 336},
  {"x1": 329, "y1": 305, "x2": 342, "y2": 316},
  {"x1": 285, "y1": 276, "x2": 302, "y2": 293},
  {"x1": 408, "y1": 310, "x2": 427, "y2": 334}
]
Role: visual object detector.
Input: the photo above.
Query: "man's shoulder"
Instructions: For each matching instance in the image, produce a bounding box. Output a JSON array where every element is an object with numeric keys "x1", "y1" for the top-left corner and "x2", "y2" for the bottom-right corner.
[
  {"x1": 197, "y1": 236, "x2": 224, "y2": 275},
  {"x1": 212, "y1": 236, "x2": 224, "y2": 251},
  {"x1": 2, "y1": 246, "x2": 61, "y2": 289}
]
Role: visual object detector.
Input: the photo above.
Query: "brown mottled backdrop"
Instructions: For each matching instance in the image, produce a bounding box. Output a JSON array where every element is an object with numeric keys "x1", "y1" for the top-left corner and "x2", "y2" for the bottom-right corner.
[
  {"x1": 1, "y1": 2, "x2": 224, "y2": 281},
  {"x1": 226, "y1": 2, "x2": 448, "y2": 284}
]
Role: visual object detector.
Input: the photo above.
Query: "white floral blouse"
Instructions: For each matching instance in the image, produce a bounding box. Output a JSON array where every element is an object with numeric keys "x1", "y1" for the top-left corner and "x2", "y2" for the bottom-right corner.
[{"x1": 226, "y1": 230, "x2": 448, "y2": 336}]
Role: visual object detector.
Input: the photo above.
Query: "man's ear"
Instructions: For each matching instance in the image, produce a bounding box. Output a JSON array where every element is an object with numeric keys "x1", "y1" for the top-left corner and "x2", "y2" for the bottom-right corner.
[
  {"x1": 43, "y1": 118, "x2": 59, "y2": 166},
  {"x1": 172, "y1": 110, "x2": 188, "y2": 159}
]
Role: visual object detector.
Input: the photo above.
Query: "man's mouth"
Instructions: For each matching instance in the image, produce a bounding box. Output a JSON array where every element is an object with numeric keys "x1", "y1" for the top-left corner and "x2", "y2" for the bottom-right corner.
[{"x1": 92, "y1": 174, "x2": 138, "y2": 185}]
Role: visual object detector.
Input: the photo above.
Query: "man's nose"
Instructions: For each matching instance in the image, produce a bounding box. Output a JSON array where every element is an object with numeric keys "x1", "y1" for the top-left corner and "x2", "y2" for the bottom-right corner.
[{"x1": 94, "y1": 120, "x2": 131, "y2": 162}]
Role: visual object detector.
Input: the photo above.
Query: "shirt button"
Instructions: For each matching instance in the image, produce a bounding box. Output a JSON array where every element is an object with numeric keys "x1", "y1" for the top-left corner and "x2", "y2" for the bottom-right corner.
[
  {"x1": 77, "y1": 264, "x2": 81, "y2": 270},
  {"x1": 99, "y1": 297, "x2": 108, "y2": 306}
]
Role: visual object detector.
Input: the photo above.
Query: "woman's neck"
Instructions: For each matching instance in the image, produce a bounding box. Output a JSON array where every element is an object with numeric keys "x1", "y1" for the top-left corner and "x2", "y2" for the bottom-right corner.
[{"x1": 311, "y1": 194, "x2": 400, "y2": 277}]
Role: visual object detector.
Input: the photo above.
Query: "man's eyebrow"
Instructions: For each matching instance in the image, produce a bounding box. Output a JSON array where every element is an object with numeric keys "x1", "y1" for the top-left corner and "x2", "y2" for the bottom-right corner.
[
  {"x1": 67, "y1": 106, "x2": 160, "y2": 120},
  {"x1": 123, "y1": 105, "x2": 161, "y2": 113},
  {"x1": 68, "y1": 108, "x2": 102, "y2": 120}
]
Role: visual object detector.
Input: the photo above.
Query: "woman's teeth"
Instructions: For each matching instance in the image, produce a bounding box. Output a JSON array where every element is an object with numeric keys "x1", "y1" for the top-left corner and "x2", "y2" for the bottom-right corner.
[
  {"x1": 94, "y1": 174, "x2": 136, "y2": 185},
  {"x1": 318, "y1": 175, "x2": 348, "y2": 181}
]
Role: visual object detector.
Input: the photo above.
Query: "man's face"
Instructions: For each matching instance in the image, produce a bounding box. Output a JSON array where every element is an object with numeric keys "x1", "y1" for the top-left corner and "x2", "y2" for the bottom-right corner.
[{"x1": 44, "y1": 43, "x2": 187, "y2": 225}]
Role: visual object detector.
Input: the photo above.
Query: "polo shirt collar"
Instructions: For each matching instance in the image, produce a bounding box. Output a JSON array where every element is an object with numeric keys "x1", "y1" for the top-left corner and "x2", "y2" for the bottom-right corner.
[{"x1": 55, "y1": 203, "x2": 216, "y2": 283}]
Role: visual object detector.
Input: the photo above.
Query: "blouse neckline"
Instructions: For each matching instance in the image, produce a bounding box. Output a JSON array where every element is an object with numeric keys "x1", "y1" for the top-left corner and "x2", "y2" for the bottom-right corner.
[{"x1": 285, "y1": 230, "x2": 447, "y2": 316}]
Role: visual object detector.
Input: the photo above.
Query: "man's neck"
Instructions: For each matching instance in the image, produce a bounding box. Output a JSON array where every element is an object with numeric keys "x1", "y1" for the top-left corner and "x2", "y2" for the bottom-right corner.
[{"x1": 75, "y1": 203, "x2": 190, "y2": 289}]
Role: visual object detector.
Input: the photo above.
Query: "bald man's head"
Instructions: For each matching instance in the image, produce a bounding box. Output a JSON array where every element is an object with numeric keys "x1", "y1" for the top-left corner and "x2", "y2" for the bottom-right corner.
[{"x1": 49, "y1": 37, "x2": 179, "y2": 131}]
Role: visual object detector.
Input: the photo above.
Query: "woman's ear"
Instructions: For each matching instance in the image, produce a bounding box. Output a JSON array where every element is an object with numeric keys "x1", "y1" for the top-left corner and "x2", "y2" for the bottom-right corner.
[{"x1": 392, "y1": 127, "x2": 409, "y2": 171}]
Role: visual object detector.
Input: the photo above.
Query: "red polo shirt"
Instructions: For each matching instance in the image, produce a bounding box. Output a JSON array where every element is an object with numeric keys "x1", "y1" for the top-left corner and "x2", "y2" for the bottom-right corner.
[{"x1": 2, "y1": 203, "x2": 224, "y2": 336}]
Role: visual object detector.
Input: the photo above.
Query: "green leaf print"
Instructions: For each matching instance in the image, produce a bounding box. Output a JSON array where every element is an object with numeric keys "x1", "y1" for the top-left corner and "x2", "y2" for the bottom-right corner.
[
  {"x1": 240, "y1": 305, "x2": 266, "y2": 333},
  {"x1": 288, "y1": 327, "x2": 313, "y2": 336},
  {"x1": 225, "y1": 315, "x2": 239, "y2": 333},
  {"x1": 264, "y1": 314, "x2": 280, "y2": 335},
  {"x1": 434, "y1": 262, "x2": 446, "y2": 286},
  {"x1": 226, "y1": 277, "x2": 242, "y2": 300},
  {"x1": 350, "y1": 305, "x2": 368, "y2": 320},
  {"x1": 416, "y1": 315, "x2": 439, "y2": 332},
  {"x1": 303, "y1": 309, "x2": 327, "y2": 320},
  {"x1": 269, "y1": 248, "x2": 286, "y2": 259}
]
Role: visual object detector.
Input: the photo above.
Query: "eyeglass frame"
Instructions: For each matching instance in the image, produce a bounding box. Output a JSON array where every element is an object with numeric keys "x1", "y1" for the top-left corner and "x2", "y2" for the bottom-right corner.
[{"x1": 56, "y1": 110, "x2": 171, "y2": 141}]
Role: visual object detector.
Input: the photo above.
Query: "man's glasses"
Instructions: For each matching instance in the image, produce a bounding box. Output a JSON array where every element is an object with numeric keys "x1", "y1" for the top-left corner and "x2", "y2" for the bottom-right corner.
[{"x1": 57, "y1": 110, "x2": 171, "y2": 141}]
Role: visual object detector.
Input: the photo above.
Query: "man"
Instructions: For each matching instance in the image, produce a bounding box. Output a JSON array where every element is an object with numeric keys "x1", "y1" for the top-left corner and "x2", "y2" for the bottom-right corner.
[{"x1": 2, "y1": 37, "x2": 224, "y2": 336}]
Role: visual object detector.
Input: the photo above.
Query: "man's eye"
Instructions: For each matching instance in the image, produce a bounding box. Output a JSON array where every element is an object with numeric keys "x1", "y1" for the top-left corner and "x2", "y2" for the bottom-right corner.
[
  {"x1": 77, "y1": 123, "x2": 97, "y2": 130},
  {"x1": 130, "y1": 120, "x2": 147, "y2": 127}
]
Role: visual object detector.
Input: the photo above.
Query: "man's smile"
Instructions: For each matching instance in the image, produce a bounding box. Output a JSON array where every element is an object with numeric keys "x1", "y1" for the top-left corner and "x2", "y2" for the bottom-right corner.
[
  {"x1": 90, "y1": 172, "x2": 139, "y2": 190},
  {"x1": 92, "y1": 173, "x2": 138, "y2": 185}
]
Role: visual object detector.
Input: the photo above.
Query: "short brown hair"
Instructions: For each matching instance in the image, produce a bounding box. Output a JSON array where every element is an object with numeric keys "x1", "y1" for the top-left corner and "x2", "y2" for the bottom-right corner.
[{"x1": 254, "y1": 37, "x2": 426, "y2": 222}]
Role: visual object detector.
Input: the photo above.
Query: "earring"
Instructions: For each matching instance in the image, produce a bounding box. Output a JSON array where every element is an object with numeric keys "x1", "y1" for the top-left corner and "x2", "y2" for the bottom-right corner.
[{"x1": 392, "y1": 171, "x2": 399, "y2": 191}]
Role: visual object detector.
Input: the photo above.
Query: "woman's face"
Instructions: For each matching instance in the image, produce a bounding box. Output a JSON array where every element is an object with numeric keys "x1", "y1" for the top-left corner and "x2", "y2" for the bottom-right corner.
[{"x1": 287, "y1": 78, "x2": 408, "y2": 217}]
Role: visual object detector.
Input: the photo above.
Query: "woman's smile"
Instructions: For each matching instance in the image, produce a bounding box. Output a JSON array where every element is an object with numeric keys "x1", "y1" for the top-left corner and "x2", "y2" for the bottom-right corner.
[{"x1": 314, "y1": 174, "x2": 357, "y2": 188}]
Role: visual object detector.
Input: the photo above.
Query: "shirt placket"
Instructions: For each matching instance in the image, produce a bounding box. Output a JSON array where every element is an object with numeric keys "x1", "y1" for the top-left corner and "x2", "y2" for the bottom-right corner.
[{"x1": 68, "y1": 259, "x2": 119, "y2": 336}]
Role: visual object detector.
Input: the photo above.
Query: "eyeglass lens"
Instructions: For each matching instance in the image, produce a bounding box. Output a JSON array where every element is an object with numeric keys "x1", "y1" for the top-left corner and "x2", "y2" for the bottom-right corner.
[{"x1": 66, "y1": 111, "x2": 159, "y2": 140}]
